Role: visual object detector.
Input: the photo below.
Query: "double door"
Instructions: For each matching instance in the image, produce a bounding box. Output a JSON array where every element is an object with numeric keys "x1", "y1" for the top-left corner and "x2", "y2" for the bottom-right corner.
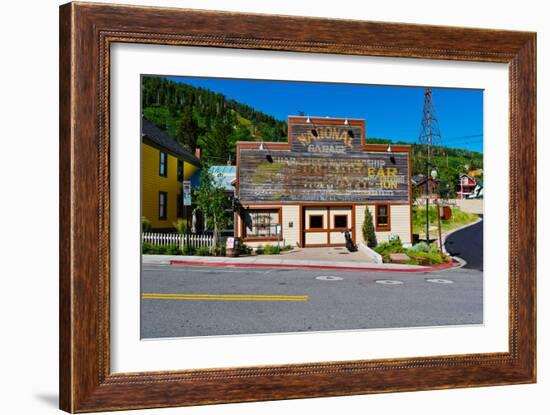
[{"x1": 303, "y1": 206, "x2": 353, "y2": 247}]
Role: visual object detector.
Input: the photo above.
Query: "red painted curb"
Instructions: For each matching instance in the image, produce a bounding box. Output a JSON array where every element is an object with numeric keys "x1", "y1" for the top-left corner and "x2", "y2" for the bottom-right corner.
[{"x1": 169, "y1": 259, "x2": 458, "y2": 273}]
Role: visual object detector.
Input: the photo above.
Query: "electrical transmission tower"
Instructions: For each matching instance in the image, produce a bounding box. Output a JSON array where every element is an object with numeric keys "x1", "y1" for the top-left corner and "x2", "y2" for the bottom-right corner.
[
  {"x1": 418, "y1": 88, "x2": 443, "y2": 161},
  {"x1": 418, "y1": 88, "x2": 443, "y2": 245}
]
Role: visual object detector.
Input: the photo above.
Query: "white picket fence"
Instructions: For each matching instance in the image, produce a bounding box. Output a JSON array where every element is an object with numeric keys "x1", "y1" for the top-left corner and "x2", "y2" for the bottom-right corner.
[{"x1": 142, "y1": 232, "x2": 213, "y2": 249}]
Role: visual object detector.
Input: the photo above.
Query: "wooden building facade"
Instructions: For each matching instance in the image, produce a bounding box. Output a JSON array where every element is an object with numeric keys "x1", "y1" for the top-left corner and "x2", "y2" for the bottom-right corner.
[
  {"x1": 235, "y1": 117, "x2": 413, "y2": 248},
  {"x1": 141, "y1": 119, "x2": 201, "y2": 231}
]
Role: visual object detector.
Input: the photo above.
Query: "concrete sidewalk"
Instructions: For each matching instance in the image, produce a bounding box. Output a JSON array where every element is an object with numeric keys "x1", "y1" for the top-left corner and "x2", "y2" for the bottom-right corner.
[{"x1": 142, "y1": 254, "x2": 457, "y2": 273}]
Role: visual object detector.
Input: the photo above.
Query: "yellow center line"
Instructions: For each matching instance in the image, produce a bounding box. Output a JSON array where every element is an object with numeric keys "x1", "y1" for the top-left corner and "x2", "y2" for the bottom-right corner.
[{"x1": 141, "y1": 293, "x2": 309, "y2": 301}]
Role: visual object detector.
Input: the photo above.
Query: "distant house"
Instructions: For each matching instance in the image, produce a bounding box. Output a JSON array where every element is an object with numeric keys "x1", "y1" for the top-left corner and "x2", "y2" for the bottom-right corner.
[
  {"x1": 457, "y1": 173, "x2": 477, "y2": 199},
  {"x1": 141, "y1": 119, "x2": 201, "y2": 231},
  {"x1": 412, "y1": 175, "x2": 440, "y2": 199}
]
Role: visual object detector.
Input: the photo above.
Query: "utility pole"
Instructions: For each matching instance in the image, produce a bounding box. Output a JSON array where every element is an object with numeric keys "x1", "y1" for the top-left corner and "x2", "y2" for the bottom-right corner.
[{"x1": 418, "y1": 88, "x2": 442, "y2": 244}]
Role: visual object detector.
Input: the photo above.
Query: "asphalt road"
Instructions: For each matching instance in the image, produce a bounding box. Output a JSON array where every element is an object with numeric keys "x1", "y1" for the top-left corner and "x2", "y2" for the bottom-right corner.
[
  {"x1": 141, "y1": 265, "x2": 483, "y2": 339},
  {"x1": 444, "y1": 217, "x2": 483, "y2": 271}
]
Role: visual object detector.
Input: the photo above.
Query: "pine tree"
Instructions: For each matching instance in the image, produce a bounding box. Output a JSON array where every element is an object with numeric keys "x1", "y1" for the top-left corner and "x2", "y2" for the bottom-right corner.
[
  {"x1": 199, "y1": 113, "x2": 235, "y2": 164},
  {"x1": 362, "y1": 208, "x2": 377, "y2": 248},
  {"x1": 175, "y1": 105, "x2": 199, "y2": 151}
]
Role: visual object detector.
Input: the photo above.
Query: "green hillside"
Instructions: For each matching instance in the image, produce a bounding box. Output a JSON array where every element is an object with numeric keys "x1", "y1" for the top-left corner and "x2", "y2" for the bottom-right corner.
[{"x1": 141, "y1": 77, "x2": 287, "y2": 164}]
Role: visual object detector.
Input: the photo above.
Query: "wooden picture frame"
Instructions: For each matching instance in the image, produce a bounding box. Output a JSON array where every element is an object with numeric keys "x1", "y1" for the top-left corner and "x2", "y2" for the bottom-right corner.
[{"x1": 59, "y1": 2, "x2": 536, "y2": 412}]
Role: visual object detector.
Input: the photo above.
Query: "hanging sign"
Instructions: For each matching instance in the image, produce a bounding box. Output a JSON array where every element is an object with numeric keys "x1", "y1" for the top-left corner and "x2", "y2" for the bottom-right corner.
[{"x1": 183, "y1": 180, "x2": 192, "y2": 206}]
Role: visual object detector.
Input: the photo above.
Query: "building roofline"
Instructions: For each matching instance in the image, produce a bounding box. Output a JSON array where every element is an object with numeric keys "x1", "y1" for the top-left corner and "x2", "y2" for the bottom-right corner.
[
  {"x1": 234, "y1": 140, "x2": 412, "y2": 152},
  {"x1": 287, "y1": 115, "x2": 366, "y2": 121},
  {"x1": 141, "y1": 119, "x2": 201, "y2": 166}
]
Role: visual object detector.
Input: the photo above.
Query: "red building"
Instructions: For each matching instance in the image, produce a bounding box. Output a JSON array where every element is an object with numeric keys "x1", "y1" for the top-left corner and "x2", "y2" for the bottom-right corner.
[{"x1": 457, "y1": 173, "x2": 477, "y2": 199}]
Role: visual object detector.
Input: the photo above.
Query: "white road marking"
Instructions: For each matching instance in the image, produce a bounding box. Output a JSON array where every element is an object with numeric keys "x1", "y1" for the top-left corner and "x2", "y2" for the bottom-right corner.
[
  {"x1": 315, "y1": 276, "x2": 344, "y2": 281},
  {"x1": 375, "y1": 280, "x2": 404, "y2": 285},
  {"x1": 426, "y1": 278, "x2": 454, "y2": 284}
]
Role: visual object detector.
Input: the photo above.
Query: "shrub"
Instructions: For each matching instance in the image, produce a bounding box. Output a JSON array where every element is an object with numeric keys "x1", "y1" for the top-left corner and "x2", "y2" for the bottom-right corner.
[
  {"x1": 262, "y1": 244, "x2": 281, "y2": 255},
  {"x1": 374, "y1": 236, "x2": 406, "y2": 256},
  {"x1": 213, "y1": 245, "x2": 226, "y2": 256},
  {"x1": 409, "y1": 242, "x2": 430, "y2": 253},
  {"x1": 142, "y1": 244, "x2": 167, "y2": 255},
  {"x1": 172, "y1": 218, "x2": 190, "y2": 234},
  {"x1": 409, "y1": 242, "x2": 441, "y2": 255},
  {"x1": 195, "y1": 246, "x2": 211, "y2": 256},
  {"x1": 142, "y1": 241, "x2": 154, "y2": 254},
  {"x1": 255, "y1": 245, "x2": 264, "y2": 255},
  {"x1": 281, "y1": 245, "x2": 293, "y2": 252},
  {"x1": 406, "y1": 251, "x2": 445, "y2": 266},
  {"x1": 362, "y1": 208, "x2": 377, "y2": 247},
  {"x1": 181, "y1": 244, "x2": 196, "y2": 256},
  {"x1": 142, "y1": 216, "x2": 152, "y2": 233},
  {"x1": 164, "y1": 244, "x2": 180, "y2": 255},
  {"x1": 428, "y1": 244, "x2": 441, "y2": 255}
]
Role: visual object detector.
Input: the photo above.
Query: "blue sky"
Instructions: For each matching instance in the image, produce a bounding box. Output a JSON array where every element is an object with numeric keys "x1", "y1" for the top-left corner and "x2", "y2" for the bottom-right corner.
[{"x1": 166, "y1": 76, "x2": 483, "y2": 152}]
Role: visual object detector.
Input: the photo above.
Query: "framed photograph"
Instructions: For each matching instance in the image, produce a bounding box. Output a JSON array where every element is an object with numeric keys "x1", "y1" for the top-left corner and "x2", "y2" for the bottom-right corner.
[{"x1": 59, "y1": 2, "x2": 536, "y2": 412}]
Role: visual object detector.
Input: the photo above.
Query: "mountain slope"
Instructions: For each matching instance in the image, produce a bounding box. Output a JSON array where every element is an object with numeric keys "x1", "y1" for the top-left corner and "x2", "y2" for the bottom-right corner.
[{"x1": 141, "y1": 76, "x2": 287, "y2": 164}]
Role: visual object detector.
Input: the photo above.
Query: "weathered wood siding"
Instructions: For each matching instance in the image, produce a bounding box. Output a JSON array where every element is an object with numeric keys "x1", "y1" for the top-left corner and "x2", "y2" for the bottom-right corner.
[
  {"x1": 238, "y1": 120, "x2": 410, "y2": 204},
  {"x1": 238, "y1": 149, "x2": 410, "y2": 203}
]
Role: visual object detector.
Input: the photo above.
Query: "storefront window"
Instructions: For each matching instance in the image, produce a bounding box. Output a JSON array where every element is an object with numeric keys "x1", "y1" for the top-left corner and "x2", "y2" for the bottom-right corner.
[
  {"x1": 244, "y1": 209, "x2": 279, "y2": 238},
  {"x1": 309, "y1": 215, "x2": 324, "y2": 229},
  {"x1": 333, "y1": 215, "x2": 348, "y2": 229},
  {"x1": 376, "y1": 204, "x2": 390, "y2": 229}
]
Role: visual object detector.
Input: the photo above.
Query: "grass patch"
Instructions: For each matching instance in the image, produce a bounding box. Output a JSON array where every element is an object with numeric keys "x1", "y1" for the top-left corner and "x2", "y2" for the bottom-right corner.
[
  {"x1": 413, "y1": 205, "x2": 479, "y2": 238},
  {"x1": 256, "y1": 244, "x2": 281, "y2": 255},
  {"x1": 406, "y1": 251, "x2": 447, "y2": 266}
]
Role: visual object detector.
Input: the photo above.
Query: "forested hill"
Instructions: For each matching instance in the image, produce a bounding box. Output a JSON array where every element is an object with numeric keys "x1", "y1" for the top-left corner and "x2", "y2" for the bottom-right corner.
[{"x1": 141, "y1": 77, "x2": 288, "y2": 165}]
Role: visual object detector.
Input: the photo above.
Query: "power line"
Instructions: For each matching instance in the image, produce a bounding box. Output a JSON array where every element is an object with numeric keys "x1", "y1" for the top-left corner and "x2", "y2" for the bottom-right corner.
[
  {"x1": 443, "y1": 139, "x2": 483, "y2": 145},
  {"x1": 443, "y1": 133, "x2": 483, "y2": 141}
]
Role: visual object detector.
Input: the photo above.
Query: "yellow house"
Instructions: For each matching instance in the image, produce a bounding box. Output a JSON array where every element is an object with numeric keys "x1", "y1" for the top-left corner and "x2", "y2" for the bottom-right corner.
[{"x1": 141, "y1": 119, "x2": 201, "y2": 230}]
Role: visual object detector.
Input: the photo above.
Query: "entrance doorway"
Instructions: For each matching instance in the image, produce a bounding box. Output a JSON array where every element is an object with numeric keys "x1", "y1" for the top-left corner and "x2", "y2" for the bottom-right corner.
[{"x1": 302, "y1": 206, "x2": 353, "y2": 247}]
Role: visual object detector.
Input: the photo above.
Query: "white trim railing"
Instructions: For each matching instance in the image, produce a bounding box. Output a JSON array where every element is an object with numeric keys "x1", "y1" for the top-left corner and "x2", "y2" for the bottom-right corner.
[{"x1": 142, "y1": 232, "x2": 213, "y2": 249}]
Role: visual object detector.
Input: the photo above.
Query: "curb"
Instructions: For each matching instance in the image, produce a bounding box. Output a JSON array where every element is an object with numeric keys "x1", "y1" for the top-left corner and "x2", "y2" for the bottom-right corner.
[
  {"x1": 169, "y1": 259, "x2": 459, "y2": 273},
  {"x1": 441, "y1": 217, "x2": 483, "y2": 256},
  {"x1": 450, "y1": 255, "x2": 467, "y2": 269}
]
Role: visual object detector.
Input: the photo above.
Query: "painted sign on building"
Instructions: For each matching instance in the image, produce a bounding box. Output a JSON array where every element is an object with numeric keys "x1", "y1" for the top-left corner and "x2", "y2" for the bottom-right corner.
[
  {"x1": 239, "y1": 150, "x2": 409, "y2": 203},
  {"x1": 238, "y1": 120, "x2": 410, "y2": 203},
  {"x1": 290, "y1": 123, "x2": 364, "y2": 154}
]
